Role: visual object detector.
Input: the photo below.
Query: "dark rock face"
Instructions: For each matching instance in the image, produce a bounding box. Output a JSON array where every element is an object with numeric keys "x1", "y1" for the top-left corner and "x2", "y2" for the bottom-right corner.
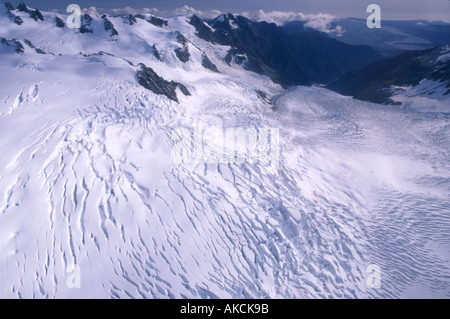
[
  {"x1": 202, "y1": 54, "x2": 219, "y2": 72},
  {"x1": 122, "y1": 14, "x2": 137, "y2": 25},
  {"x1": 176, "y1": 32, "x2": 188, "y2": 46},
  {"x1": 4, "y1": 2, "x2": 14, "y2": 11},
  {"x1": 103, "y1": 16, "x2": 119, "y2": 37},
  {"x1": 14, "y1": 16, "x2": 23, "y2": 25},
  {"x1": 5, "y1": 3, "x2": 23, "y2": 25},
  {"x1": 189, "y1": 14, "x2": 382, "y2": 86},
  {"x1": 135, "y1": 14, "x2": 168, "y2": 27},
  {"x1": 153, "y1": 44, "x2": 162, "y2": 61},
  {"x1": 189, "y1": 15, "x2": 216, "y2": 43},
  {"x1": 175, "y1": 47, "x2": 190, "y2": 63},
  {"x1": 174, "y1": 32, "x2": 190, "y2": 63},
  {"x1": 177, "y1": 84, "x2": 191, "y2": 97},
  {"x1": 30, "y1": 8, "x2": 43, "y2": 21},
  {"x1": 23, "y1": 39, "x2": 33, "y2": 47},
  {"x1": 14, "y1": 40, "x2": 24, "y2": 53},
  {"x1": 255, "y1": 90, "x2": 267, "y2": 100},
  {"x1": 16, "y1": 2, "x2": 27, "y2": 11},
  {"x1": 1, "y1": 37, "x2": 25, "y2": 53},
  {"x1": 136, "y1": 64, "x2": 191, "y2": 103},
  {"x1": 17, "y1": 2, "x2": 44, "y2": 21},
  {"x1": 149, "y1": 16, "x2": 168, "y2": 27},
  {"x1": 327, "y1": 45, "x2": 450, "y2": 104},
  {"x1": 24, "y1": 39, "x2": 46, "y2": 54},
  {"x1": 80, "y1": 14, "x2": 93, "y2": 34},
  {"x1": 255, "y1": 90, "x2": 272, "y2": 104},
  {"x1": 55, "y1": 16, "x2": 65, "y2": 28}
]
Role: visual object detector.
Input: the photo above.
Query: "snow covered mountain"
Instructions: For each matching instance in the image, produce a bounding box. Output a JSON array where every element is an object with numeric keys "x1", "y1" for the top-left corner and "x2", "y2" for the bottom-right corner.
[
  {"x1": 190, "y1": 13, "x2": 381, "y2": 86},
  {"x1": 1, "y1": 2, "x2": 450, "y2": 299}
]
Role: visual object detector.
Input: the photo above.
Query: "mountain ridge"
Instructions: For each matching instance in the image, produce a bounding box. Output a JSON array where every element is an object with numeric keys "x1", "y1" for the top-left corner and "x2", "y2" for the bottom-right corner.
[
  {"x1": 189, "y1": 13, "x2": 382, "y2": 86},
  {"x1": 1, "y1": 2, "x2": 450, "y2": 299},
  {"x1": 327, "y1": 44, "x2": 450, "y2": 108}
]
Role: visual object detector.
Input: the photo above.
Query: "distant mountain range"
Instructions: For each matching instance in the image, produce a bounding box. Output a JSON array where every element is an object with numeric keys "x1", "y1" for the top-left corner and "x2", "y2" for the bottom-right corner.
[
  {"x1": 327, "y1": 45, "x2": 450, "y2": 106},
  {"x1": 189, "y1": 13, "x2": 382, "y2": 86},
  {"x1": 1, "y1": 2, "x2": 449, "y2": 108},
  {"x1": 284, "y1": 18, "x2": 450, "y2": 57}
]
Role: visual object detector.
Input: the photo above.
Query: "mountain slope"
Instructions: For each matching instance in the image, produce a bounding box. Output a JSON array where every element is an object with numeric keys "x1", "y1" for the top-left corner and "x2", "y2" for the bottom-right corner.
[
  {"x1": 0, "y1": 3, "x2": 449, "y2": 299},
  {"x1": 327, "y1": 45, "x2": 450, "y2": 110},
  {"x1": 189, "y1": 13, "x2": 382, "y2": 86}
]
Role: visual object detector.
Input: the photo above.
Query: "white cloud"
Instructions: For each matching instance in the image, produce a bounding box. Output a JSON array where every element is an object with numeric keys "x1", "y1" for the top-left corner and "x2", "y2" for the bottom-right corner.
[
  {"x1": 176, "y1": 7, "x2": 345, "y2": 35},
  {"x1": 81, "y1": 6, "x2": 159, "y2": 17},
  {"x1": 244, "y1": 10, "x2": 307, "y2": 25},
  {"x1": 168, "y1": 5, "x2": 222, "y2": 19},
  {"x1": 80, "y1": 5, "x2": 219, "y2": 19},
  {"x1": 75, "y1": 6, "x2": 345, "y2": 36},
  {"x1": 242, "y1": 10, "x2": 345, "y2": 35}
]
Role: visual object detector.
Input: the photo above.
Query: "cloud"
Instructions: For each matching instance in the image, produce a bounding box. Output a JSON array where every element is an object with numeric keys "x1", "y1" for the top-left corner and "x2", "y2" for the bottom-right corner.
[
  {"x1": 175, "y1": 7, "x2": 346, "y2": 35},
  {"x1": 168, "y1": 5, "x2": 222, "y2": 19},
  {"x1": 242, "y1": 10, "x2": 345, "y2": 35},
  {"x1": 73, "y1": 6, "x2": 345, "y2": 36},
  {"x1": 81, "y1": 6, "x2": 159, "y2": 16},
  {"x1": 178, "y1": 7, "x2": 346, "y2": 35},
  {"x1": 80, "y1": 5, "x2": 220, "y2": 19}
]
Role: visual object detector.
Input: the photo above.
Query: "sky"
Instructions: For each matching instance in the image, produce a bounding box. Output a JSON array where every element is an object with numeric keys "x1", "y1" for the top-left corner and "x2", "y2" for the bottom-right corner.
[{"x1": 9, "y1": 0, "x2": 450, "y2": 21}]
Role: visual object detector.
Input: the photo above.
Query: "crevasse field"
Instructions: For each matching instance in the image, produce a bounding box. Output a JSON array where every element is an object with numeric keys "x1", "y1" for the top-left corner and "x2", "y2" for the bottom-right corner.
[{"x1": 0, "y1": 6, "x2": 449, "y2": 298}]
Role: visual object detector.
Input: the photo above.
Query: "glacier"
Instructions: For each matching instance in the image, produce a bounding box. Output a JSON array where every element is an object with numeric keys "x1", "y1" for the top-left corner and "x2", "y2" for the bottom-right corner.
[{"x1": 0, "y1": 4, "x2": 449, "y2": 299}]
